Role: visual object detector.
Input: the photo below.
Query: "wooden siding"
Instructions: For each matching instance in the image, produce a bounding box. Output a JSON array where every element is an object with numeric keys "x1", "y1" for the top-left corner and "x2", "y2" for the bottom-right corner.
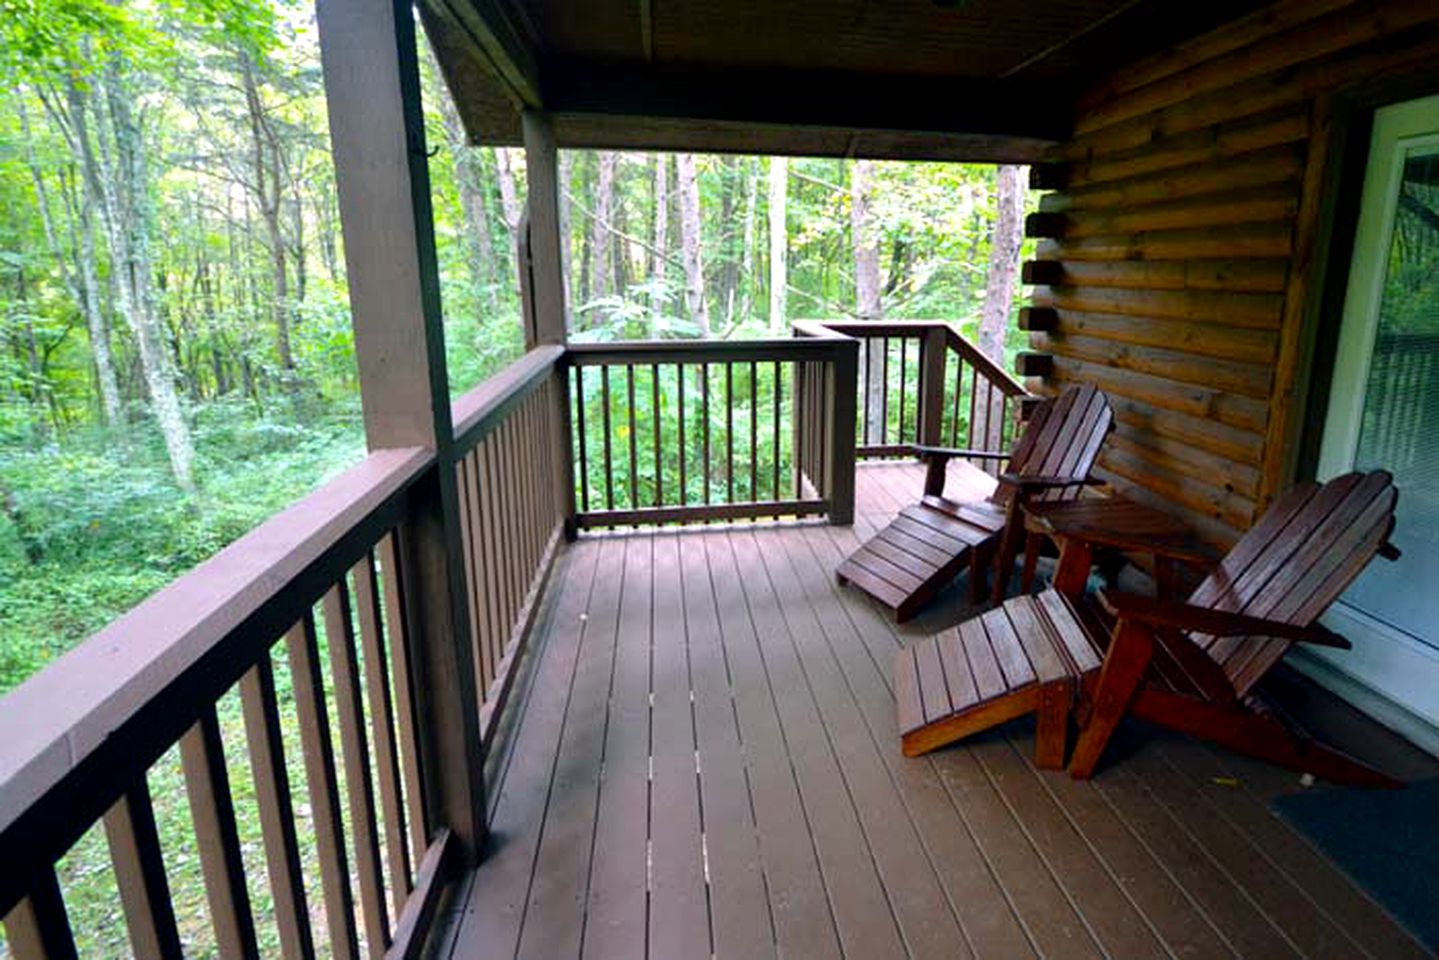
[{"x1": 1030, "y1": 0, "x2": 1439, "y2": 546}]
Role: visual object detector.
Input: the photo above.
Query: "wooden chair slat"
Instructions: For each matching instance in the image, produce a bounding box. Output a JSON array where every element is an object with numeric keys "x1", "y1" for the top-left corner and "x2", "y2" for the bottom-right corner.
[
  {"x1": 980, "y1": 607, "x2": 1037, "y2": 688},
  {"x1": 959, "y1": 617, "x2": 1008, "y2": 700},
  {"x1": 914, "y1": 634, "x2": 954, "y2": 723},
  {"x1": 936, "y1": 629, "x2": 981, "y2": 712}
]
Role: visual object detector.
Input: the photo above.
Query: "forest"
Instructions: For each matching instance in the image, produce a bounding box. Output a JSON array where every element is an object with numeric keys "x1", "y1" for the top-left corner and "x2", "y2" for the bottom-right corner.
[
  {"x1": 0, "y1": 1, "x2": 1039, "y2": 953},
  {"x1": 0, "y1": 0, "x2": 1034, "y2": 694}
]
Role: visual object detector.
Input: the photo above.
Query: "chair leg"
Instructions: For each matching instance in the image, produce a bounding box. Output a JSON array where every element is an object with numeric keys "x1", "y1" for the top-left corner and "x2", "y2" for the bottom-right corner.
[
  {"x1": 990, "y1": 500, "x2": 1026, "y2": 605},
  {"x1": 1069, "y1": 622, "x2": 1153, "y2": 778},
  {"x1": 968, "y1": 546, "x2": 988, "y2": 605},
  {"x1": 1019, "y1": 531, "x2": 1043, "y2": 594},
  {"x1": 1035, "y1": 680, "x2": 1071, "y2": 769}
]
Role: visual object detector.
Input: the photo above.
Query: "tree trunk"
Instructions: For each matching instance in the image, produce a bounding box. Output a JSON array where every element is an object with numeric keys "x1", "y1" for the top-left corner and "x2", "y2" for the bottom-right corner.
[
  {"x1": 22, "y1": 90, "x2": 123, "y2": 427},
  {"x1": 590, "y1": 150, "x2": 617, "y2": 302},
  {"x1": 978, "y1": 164, "x2": 1025, "y2": 362},
  {"x1": 434, "y1": 68, "x2": 494, "y2": 298},
  {"x1": 767, "y1": 156, "x2": 787, "y2": 334},
  {"x1": 557, "y1": 150, "x2": 573, "y2": 313},
  {"x1": 650, "y1": 152, "x2": 669, "y2": 328},
  {"x1": 96, "y1": 56, "x2": 195, "y2": 490},
  {"x1": 676, "y1": 153, "x2": 709, "y2": 336},
  {"x1": 240, "y1": 56, "x2": 294, "y2": 374},
  {"x1": 851, "y1": 160, "x2": 887, "y2": 439},
  {"x1": 739, "y1": 164, "x2": 758, "y2": 323}
]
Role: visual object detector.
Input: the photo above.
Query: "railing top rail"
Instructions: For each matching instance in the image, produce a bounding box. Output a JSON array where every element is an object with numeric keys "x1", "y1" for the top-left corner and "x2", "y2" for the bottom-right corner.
[
  {"x1": 566, "y1": 336, "x2": 849, "y2": 366},
  {"x1": 452, "y1": 344, "x2": 565, "y2": 449},
  {"x1": 942, "y1": 327, "x2": 1028, "y2": 398},
  {"x1": 0, "y1": 446, "x2": 431, "y2": 848},
  {"x1": 796, "y1": 318, "x2": 1029, "y2": 399}
]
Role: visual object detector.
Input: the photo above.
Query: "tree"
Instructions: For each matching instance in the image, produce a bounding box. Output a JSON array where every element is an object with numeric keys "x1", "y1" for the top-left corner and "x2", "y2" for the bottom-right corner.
[
  {"x1": 590, "y1": 150, "x2": 616, "y2": 302},
  {"x1": 768, "y1": 156, "x2": 787, "y2": 334},
  {"x1": 676, "y1": 153, "x2": 708, "y2": 335},
  {"x1": 851, "y1": 159, "x2": 886, "y2": 438},
  {"x1": 650, "y1": 152, "x2": 669, "y2": 326},
  {"x1": 978, "y1": 164, "x2": 1025, "y2": 362}
]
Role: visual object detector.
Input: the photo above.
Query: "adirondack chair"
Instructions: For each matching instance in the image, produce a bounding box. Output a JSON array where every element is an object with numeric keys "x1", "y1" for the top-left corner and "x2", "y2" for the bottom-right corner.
[
  {"x1": 837, "y1": 383, "x2": 1113, "y2": 621},
  {"x1": 895, "y1": 470, "x2": 1401, "y2": 787}
]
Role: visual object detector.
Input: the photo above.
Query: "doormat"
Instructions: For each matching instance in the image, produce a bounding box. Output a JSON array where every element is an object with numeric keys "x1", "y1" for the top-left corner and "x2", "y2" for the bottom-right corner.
[{"x1": 1273, "y1": 778, "x2": 1439, "y2": 951}]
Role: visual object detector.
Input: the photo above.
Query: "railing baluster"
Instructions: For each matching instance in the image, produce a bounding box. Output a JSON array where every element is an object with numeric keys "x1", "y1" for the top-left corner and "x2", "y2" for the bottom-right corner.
[
  {"x1": 468, "y1": 451, "x2": 495, "y2": 693},
  {"x1": 479, "y1": 437, "x2": 505, "y2": 672},
  {"x1": 627, "y1": 364, "x2": 639, "y2": 510},
  {"x1": 237, "y1": 658, "x2": 315, "y2": 960},
  {"x1": 104, "y1": 780, "x2": 185, "y2": 960},
  {"x1": 968, "y1": 358, "x2": 981, "y2": 458},
  {"x1": 881, "y1": 337, "x2": 890, "y2": 445},
  {"x1": 180, "y1": 704, "x2": 260, "y2": 960},
  {"x1": 702, "y1": 363, "x2": 711, "y2": 506},
  {"x1": 353, "y1": 551, "x2": 413, "y2": 914},
  {"x1": 793, "y1": 362, "x2": 802, "y2": 499},
  {"x1": 726, "y1": 362, "x2": 735, "y2": 504},
  {"x1": 677, "y1": 363, "x2": 687, "y2": 505},
  {"x1": 772, "y1": 360, "x2": 782, "y2": 501},
  {"x1": 750, "y1": 360, "x2": 758, "y2": 501},
  {"x1": 600, "y1": 364, "x2": 615, "y2": 512},
  {"x1": 456, "y1": 455, "x2": 487, "y2": 696},
  {"x1": 286, "y1": 613, "x2": 359, "y2": 960},
  {"x1": 652, "y1": 363, "x2": 662, "y2": 506},
  {"x1": 574, "y1": 366, "x2": 589, "y2": 513},
  {"x1": 3, "y1": 868, "x2": 77, "y2": 960},
  {"x1": 377, "y1": 532, "x2": 429, "y2": 861},
  {"x1": 862, "y1": 338, "x2": 872, "y2": 447},
  {"x1": 321, "y1": 582, "x2": 390, "y2": 954},
  {"x1": 950, "y1": 356, "x2": 963, "y2": 447},
  {"x1": 897, "y1": 336, "x2": 908, "y2": 445},
  {"x1": 501, "y1": 417, "x2": 523, "y2": 632}
]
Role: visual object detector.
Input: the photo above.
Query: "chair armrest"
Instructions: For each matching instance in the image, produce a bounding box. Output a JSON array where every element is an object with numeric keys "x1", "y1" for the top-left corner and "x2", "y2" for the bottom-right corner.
[
  {"x1": 910, "y1": 444, "x2": 1010, "y2": 462},
  {"x1": 995, "y1": 472, "x2": 1096, "y2": 490},
  {"x1": 1097, "y1": 590, "x2": 1350, "y2": 648}
]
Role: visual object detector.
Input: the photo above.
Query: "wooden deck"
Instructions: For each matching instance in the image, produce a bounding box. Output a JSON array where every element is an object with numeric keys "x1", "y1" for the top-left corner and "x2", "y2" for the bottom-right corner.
[{"x1": 428, "y1": 461, "x2": 1433, "y2": 960}]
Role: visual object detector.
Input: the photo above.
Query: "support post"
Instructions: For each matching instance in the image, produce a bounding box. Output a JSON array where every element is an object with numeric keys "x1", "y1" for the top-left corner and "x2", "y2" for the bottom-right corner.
[
  {"x1": 826, "y1": 338, "x2": 858, "y2": 525},
  {"x1": 918, "y1": 326, "x2": 947, "y2": 447},
  {"x1": 316, "y1": 0, "x2": 486, "y2": 863},
  {"x1": 521, "y1": 111, "x2": 568, "y2": 346}
]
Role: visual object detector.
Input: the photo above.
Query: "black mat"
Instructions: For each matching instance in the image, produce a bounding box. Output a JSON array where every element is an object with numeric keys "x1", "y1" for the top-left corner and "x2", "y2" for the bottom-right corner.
[{"x1": 1273, "y1": 778, "x2": 1439, "y2": 951}]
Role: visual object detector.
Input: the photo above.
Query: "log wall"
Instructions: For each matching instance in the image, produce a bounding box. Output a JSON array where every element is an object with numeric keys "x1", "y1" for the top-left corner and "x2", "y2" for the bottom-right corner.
[{"x1": 1030, "y1": 0, "x2": 1439, "y2": 546}]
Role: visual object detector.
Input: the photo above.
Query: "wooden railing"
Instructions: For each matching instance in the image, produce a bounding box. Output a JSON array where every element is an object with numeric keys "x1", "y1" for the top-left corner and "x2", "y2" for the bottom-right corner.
[
  {"x1": 806, "y1": 320, "x2": 1030, "y2": 468},
  {"x1": 567, "y1": 329, "x2": 858, "y2": 528},
  {"x1": 0, "y1": 328, "x2": 1014, "y2": 957},
  {"x1": 450, "y1": 346, "x2": 569, "y2": 746},
  {"x1": 0, "y1": 447, "x2": 450, "y2": 960}
]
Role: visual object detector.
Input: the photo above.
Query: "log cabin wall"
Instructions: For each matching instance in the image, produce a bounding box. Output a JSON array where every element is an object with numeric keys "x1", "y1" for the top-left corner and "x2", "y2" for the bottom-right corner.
[{"x1": 1026, "y1": 0, "x2": 1439, "y2": 547}]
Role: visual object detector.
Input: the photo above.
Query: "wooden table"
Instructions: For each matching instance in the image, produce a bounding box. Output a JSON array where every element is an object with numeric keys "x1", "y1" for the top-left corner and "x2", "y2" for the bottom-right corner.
[{"x1": 1021, "y1": 497, "x2": 1214, "y2": 600}]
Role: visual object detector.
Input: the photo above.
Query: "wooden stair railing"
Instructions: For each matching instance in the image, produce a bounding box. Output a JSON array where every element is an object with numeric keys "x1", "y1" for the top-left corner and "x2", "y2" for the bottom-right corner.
[{"x1": 799, "y1": 320, "x2": 1031, "y2": 472}]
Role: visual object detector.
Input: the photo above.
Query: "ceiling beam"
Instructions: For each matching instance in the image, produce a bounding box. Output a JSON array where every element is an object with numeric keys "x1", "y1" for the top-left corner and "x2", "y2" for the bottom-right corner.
[
  {"x1": 539, "y1": 59, "x2": 1072, "y2": 142},
  {"x1": 425, "y1": 0, "x2": 542, "y2": 108}
]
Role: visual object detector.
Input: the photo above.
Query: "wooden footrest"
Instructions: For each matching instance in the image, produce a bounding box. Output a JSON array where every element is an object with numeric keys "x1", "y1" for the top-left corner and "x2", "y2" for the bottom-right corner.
[{"x1": 894, "y1": 590, "x2": 1101, "y2": 766}]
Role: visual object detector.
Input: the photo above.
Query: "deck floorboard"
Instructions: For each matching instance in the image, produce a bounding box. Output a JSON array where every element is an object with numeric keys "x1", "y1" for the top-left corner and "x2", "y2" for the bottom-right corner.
[{"x1": 439, "y1": 461, "x2": 1432, "y2": 960}]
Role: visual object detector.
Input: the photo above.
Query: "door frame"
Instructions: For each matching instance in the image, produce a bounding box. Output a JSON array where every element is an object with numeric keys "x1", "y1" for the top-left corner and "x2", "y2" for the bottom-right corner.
[{"x1": 1292, "y1": 93, "x2": 1439, "y2": 755}]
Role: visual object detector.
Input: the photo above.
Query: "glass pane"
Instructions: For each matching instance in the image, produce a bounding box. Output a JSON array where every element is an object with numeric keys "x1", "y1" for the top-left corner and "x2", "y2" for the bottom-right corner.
[{"x1": 1346, "y1": 147, "x2": 1439, "y2": 648}]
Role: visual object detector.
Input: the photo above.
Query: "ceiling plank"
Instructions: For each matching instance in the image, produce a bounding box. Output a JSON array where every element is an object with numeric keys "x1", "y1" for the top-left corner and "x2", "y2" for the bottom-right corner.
[{"x1": 423, "y1": 0, "x2": 542, "y2": 108}]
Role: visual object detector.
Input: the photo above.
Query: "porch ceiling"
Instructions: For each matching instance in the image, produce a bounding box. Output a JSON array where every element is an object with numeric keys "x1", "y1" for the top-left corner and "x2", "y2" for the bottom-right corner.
[{"x1": 419, "y1": 0, "x2": 1268, "y2": 161}]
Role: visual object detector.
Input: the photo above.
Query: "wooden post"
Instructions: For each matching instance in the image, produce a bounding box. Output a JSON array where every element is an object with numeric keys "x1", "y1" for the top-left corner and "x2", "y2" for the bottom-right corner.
[
  {"x1": 522, "y1": 111, "x2": 568, "y2": 347},
  {"x1": 918, "y1": 326, "x2": 946, "y2": 447},
  {"x1": 826, "y1": 338, "x2": 858, "y2": 525},
  {"x1": 316, "y1": 0, "x2": 486, "y2": 863},
  {"x1": 520, "y1": 112, "x2": 577, "y2": 534}
]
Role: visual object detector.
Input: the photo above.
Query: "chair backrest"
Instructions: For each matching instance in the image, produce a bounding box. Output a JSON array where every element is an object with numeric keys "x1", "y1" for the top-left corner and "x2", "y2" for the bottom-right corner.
[
  {"x1": 1187, "y1": 470, "x2": 1399, "y2": 696},
  {"x1": 991, "y1": 383, "x2": 1113, "y2": 506}
]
